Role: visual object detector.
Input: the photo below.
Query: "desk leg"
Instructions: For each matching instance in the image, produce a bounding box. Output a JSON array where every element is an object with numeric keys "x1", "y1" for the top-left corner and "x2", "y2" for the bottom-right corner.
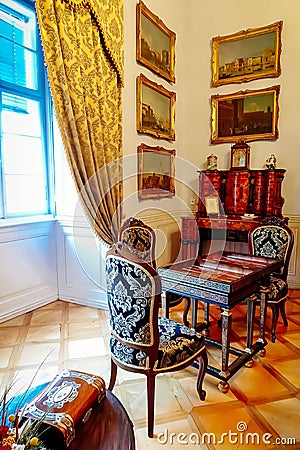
[
  {"x1": 244, "y1": 295, "x2": 256, "y2": 368},
  {"x1": 246, "y1": 295, "x2": 256, "y2": 352},
  {"x1": 258, "y1": 287, "x2": 269, "y2": 354},
  {"x1": 204, "y1": 303, "x2": 210, "y2": 324},
  {"x1": 217, "y1": 309, "x2": 232, "y2": 393},
  {"x1": 220, "y1": 309, "x2": 232, "y2": 377},
  {"x1": 202, "y1": 303, "x2": 210, "y2": 335}
]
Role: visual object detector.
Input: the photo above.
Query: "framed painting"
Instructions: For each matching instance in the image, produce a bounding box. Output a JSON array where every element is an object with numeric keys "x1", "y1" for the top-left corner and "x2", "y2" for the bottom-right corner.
[
  {"x1": 211, "y1": 21, "x2": 282, "y2": 87},
  {"x1": 137, "y1": 143, "x2": 175, "y2": 199},
  {"x1": 211, "y1": 85, "x2": 280, "y2": 144},
  {"x1": 136, "y1": 1, "x2": 176, "y2": 83},
  {"x1": 136, "y1": 74, "x2": 176, "y2": 141}
]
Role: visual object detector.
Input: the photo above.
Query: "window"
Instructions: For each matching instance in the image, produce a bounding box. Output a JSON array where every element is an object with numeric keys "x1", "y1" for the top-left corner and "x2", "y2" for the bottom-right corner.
[{"x1": 0, "y1": 0, "x2": 52, "y2": 218}]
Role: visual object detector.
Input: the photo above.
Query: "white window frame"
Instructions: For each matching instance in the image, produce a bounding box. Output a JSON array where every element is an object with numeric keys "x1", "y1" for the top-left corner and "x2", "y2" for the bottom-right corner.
[{"x1": 0, "y1": 0, "x2": 54, "y2": 220}]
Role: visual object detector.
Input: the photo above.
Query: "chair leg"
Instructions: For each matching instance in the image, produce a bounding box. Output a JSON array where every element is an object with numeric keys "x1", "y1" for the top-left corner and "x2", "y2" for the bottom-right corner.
[
  {"x1": 279, "y1": 300, "x2": 288, "y2": 327},
  {"x1": 196, "y1": 349, "x2": 207, "y2": 401},
  {"x1": 269, "y1": 304, "x2": 279, "y2": 343},
  {"x1": 146, "y1": 373, "x2": 156, "y2": 438},
  {"x1": 108, "y1": 358, "x2": 117, "y2": 391},
  {"x1": 183, "y1": 297, "x2": 191, "y2": 327}
]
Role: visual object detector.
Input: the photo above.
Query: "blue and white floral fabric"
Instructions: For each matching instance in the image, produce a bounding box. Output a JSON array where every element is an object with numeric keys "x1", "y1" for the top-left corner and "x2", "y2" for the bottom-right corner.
[
  {"x1": 106, "y1": 255, "x2": 205, "y2": 372},
  {"x1": 106, "y1": 255, "x2": 154, "y2": 347},
  {"x1": 251, "y1": 225, "x2": 289, "y2": 302},
  {"x1": 251, "y1": 226, "x2": 289, "y2": 261},
  {"x1": 110, "y1": 317, "x2": 204, "y2": 371}
]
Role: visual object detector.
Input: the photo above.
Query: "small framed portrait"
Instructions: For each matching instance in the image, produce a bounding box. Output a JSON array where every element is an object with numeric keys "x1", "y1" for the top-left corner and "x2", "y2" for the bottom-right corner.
[
  {"x1": 205, "y1": 196, "x2": 220, "y2": 216},
  {"x1": 230, "y1": 140, "x2": 250, "y2": 170}
]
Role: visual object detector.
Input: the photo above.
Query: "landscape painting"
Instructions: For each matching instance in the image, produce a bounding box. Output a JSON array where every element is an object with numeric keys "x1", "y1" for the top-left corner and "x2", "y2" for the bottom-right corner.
[
  {"x1": 136, "y1": 74, "x2": 176, "y2": 141},
  {"x1": 211, "y1": 85, "x2": 280, "y2": 144},
  {"x1": 212, "y1": 21, "x2": 282, "y2": 86},
  {"x1": 136, "y1": 1, "x2": 176, "y2": 82},
  {"x1": 138, "y1": 144, "x2": 175, "y2": 199}
]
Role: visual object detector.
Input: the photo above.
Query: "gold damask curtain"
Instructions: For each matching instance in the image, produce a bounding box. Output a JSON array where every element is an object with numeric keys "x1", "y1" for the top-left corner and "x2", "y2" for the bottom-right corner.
[{"x1": 36, "y1": 0, "x2": 124, "y2": 245}]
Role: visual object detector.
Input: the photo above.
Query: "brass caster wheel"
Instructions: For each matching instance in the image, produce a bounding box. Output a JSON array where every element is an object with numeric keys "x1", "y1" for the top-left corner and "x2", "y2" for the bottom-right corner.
[
  {"x1": 259, "y1": 348, "x2": 266, "y2": 357},
  {"x1": 218, "y1": 381, "x2": 229, "y2": 394},
  {"x1": 245, "y1": 359, "x2": 254, "y2": 368}
]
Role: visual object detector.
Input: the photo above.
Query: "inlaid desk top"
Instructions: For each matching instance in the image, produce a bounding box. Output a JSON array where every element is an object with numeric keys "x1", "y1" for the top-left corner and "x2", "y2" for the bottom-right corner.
[{"x1": 159, "y1": 252, "x2": 283, "y2": 308}]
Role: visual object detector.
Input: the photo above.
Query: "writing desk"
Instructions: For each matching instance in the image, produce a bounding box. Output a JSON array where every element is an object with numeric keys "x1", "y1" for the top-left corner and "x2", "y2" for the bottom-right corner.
[
  {"x1": 181, "y1": 216, "x2": 289, "y2": 258},
  {"x1": 159, "y1": 252, "x2": 283, "y2": 392}
]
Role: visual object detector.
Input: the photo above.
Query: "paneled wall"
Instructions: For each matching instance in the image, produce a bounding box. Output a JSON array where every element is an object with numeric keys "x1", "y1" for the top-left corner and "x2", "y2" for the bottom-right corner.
[
  {"x1": 0, "y1": 218, "x2": 57, "y2": 322},
  {"x1": 55, "y1": 218, "x2": 107, "y2": 309},
  {"x1": 287, "y1": 215, "x2": 300, "y2": 289}
]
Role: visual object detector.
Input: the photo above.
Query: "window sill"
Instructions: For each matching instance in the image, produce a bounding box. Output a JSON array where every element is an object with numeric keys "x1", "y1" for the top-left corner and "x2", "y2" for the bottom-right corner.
[{"x1": 0, "y1": 214, "x2": 56, "y2": 229}]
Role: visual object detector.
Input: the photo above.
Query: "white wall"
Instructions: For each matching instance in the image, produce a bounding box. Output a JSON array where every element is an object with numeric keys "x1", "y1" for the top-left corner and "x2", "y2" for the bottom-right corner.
[
  {"x1": 0, "y1": 219, "x2": 57, "y2": 321},
  {"x1": 55, "y1": 218, "x2": 107, "y2": 309},
  {"x1": 122, "y1": 0, "x2": 300, "y2": 285},
  {"x1": 53, "y1": 120, "x2": 108, "y2": 309},
  {"x1": 123, "y1": 0, "x2": 300, "y2": 213}
]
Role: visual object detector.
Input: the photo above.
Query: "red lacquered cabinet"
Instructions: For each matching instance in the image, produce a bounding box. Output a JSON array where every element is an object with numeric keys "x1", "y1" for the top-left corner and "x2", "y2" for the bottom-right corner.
[
  {"x1": 181, "y1": 168, "x2": 287, "y2": 256},
  {"x1": 197, "y1": 168, "x2": 286, "y2": 218},
  {"x1": 197, "y1": 170, "x2": 225, "y2": 215},
  {"x1": 225, "y1": 170, "x2": 250, "y2": 216}
]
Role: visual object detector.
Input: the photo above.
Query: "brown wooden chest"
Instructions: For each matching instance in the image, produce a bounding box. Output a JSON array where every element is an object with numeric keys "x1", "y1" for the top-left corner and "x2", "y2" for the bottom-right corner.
[{"x1": 24, "y1": 369, "x2": 106, "y2": 449}]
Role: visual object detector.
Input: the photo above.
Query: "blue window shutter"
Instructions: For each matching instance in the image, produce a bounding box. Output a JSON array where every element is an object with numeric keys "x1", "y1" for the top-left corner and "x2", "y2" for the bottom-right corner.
[{"x1": 0, "y1": 5, "x2": 27, "y2": 87}]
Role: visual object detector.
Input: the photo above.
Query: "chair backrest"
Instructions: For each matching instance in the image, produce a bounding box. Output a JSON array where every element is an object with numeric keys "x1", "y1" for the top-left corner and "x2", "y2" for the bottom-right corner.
[
  {"x1": 118, "y1": 217, "x2": 157, "y2": 269},
  {"x1": 106, "y1": 242, "x2": 161, "y2": 361},
  {"x1": 249, "y1": 216, "x2": 294, "y2": 280}
]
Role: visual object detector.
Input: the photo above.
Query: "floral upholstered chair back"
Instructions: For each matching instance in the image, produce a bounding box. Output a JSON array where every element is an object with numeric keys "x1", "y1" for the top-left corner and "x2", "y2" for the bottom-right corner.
[
  {"x1": 106, "y1": 243, "x2": 208, "y2": 438},
  {"x1": 106, "y1": 242, "x2": 160, "y2": 367},
  {"x1": 118, "y1": 217, "x2": 156, "y2": 270},
  {"x1": 249, "y1": 217, "x2": 294, "y2": 281}
]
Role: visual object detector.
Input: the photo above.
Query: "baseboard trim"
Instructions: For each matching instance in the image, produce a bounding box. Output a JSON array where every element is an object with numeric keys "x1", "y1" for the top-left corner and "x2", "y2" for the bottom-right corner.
[
  {"x1": 57, "y1": 295, "x2": 108, "y2": 310},
  {"x1": 0, "y1": 295, "x2": 57, "y2": 324}
]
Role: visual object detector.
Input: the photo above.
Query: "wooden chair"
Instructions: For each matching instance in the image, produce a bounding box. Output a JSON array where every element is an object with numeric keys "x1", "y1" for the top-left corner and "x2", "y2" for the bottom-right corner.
[
  {"x1": 249, "y1": 216, "x2": 294, "y2": 342},
  {"x1": 118, "y1": 217, "x2": 157, "y2": 269},
  {"x1": 118, "y1": 217, "x2": 191, "y2": 326},
  {"x1": 106, "y1": 242, "x2": 207, "y2": 438}
]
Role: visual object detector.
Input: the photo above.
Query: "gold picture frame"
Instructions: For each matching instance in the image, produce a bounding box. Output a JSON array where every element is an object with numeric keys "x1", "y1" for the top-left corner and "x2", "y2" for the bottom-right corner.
[
  {"x1": 136, "y1": 1, "x2": 176, "y2": 83},
  {"x1": 137, "y1": 74, "x2": 176, "y2": 141},
  {"x1": 212, "y1": 21, "x2": 282, "y2": 87},
  {"x1": 138, "y1": 143, "x2": 175, "y2": 199},
  {"x1": 211, "y1": 85, "x2": 280, "y2": 144}
]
